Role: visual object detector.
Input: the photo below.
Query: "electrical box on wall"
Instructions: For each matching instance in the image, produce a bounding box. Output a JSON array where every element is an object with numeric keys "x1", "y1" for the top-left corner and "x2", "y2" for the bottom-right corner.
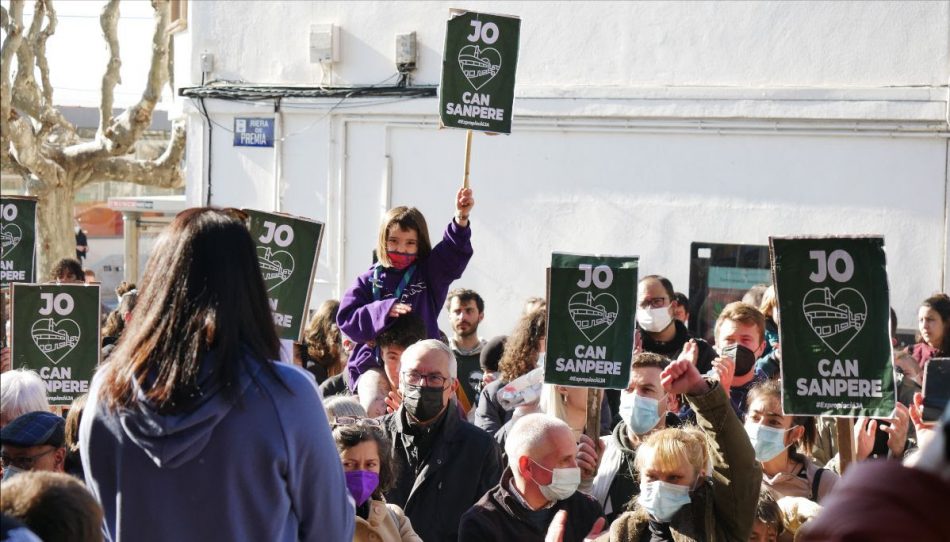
[
  {"x1": 395, "y1": 32, "x2": 417, "y2": 70},
  {"x1": 310, "y1": 23, "x2": 340, "y2": 63}
]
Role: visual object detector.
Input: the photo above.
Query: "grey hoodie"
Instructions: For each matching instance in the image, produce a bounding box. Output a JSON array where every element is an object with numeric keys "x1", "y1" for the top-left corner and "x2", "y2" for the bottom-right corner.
[{"x1": 80, "y1": 356, "x2": 355, "y2": 542}]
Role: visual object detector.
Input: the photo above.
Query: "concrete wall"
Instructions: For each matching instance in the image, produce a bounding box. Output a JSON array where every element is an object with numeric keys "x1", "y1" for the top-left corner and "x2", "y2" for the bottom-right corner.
[{"x1": 175, "y1": 1, "x2": 950, "y2": 339}]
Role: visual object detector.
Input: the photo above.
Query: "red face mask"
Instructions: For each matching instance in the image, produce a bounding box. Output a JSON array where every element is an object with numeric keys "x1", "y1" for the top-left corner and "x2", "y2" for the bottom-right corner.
[{"x1": 387, "y1": 251, "x2": 417, "y2": 270}]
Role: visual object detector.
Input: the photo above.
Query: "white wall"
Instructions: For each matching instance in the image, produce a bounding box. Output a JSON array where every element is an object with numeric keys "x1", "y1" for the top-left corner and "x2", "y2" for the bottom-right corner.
[{"x1": 176, "y1": 1, "x2": 950, "y2": 339}]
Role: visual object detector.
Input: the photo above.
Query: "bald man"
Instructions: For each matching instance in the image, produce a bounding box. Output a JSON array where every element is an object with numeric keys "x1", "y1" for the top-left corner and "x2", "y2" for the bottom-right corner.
[{"x1": 459, "y1": 413, "x2": 604, "y2": 542}]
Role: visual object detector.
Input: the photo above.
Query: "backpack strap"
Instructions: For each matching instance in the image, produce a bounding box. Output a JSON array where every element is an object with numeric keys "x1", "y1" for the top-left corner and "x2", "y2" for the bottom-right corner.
[{"x1": 811, "y1": 467, "x2": 826, "y2": 502}]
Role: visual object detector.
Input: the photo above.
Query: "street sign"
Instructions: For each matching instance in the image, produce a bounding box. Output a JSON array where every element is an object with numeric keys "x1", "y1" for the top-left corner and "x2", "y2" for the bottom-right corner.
[
  {"x1": 11, "y1": 283, "x2": 101, "y2": 406},
  {"x1": 770, "y1": 236, "x2": 895, "y2": 417},
  {"x1": 234, "y1": 117, "x2": 275, "y2": 147},
  {"x1": 545, "y1": 253, "x2": 638, "y2": 389},
  {"x1": 440, "y1": 10, "x2": 521, "y2": 134},
  {"x1": 244, "y1": 210, "x2": 325, "y2": 342},
  {"x1": 1, "y1": 196, "x2": 38, "y2": 286}
]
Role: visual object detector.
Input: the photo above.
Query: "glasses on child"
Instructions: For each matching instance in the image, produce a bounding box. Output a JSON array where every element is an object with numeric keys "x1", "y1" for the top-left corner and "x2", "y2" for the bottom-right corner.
[
  {"x1": 332, "y1": 416, "x2": 382, "y2": 428},
  {"x1": 401, "y1": 371, "x2": 449, "y2": 388}
]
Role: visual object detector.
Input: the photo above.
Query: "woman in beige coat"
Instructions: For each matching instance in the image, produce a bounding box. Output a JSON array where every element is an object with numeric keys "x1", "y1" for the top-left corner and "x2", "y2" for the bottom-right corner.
[{"x1": 333, "y1": 417, "x2": 422, "y2": 542}]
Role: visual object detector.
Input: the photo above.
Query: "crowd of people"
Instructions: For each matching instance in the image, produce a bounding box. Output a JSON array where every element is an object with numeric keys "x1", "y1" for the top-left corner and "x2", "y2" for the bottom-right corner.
[{"x1": 0, "y1": 186, "x2": 949, "y2": 541}]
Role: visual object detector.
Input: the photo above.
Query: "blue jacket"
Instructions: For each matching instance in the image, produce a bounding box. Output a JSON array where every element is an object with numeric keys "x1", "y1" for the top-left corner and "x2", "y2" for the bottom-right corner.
[{"x1": 80, "y1": 356, "x2": 354, "y2": 542}]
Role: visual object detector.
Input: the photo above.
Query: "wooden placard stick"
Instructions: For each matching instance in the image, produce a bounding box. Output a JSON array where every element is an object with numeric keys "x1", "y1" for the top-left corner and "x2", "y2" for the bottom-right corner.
[
  {"x1": 836, "y1": 418, "x2": 855, "y2": 474},
  {"x1": 584, "y1": 388, "x2": 602, "y2": 441},
  {"x1": 462, "y1": 130, "x2": 473, "y2": 189}
]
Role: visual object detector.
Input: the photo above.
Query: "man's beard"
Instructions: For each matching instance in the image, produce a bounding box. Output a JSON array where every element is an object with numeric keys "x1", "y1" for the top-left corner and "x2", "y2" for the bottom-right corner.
[{"x1": 454, "y1": 323, "x2": 477, "y2": 339}]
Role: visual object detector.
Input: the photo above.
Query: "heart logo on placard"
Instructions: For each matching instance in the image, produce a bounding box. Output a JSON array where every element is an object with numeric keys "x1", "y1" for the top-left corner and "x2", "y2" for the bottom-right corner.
[
  {"x1": 257, "y1": 246, "x2": 295, "y2": 292},
  {"x1": 31, "y1": 318, "x2": 81, "y2": 365},
  {"x1": 568, "y1": 291, "x2": 619, "y2": 343},
  {"x1": 1, "y1": 223, "x2": 23, "y2": 258},
  {"x1": 802, "y1": 287, "x2": 868, "y2": 355},
  {"x1": 457, "y1": 45, "x2": 502, "y2": 91}
]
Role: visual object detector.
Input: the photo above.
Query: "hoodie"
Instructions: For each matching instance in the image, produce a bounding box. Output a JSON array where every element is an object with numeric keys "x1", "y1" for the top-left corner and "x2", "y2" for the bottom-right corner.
[{"x1": 80, "y1": 355, "x2": 354, "y2": 542}]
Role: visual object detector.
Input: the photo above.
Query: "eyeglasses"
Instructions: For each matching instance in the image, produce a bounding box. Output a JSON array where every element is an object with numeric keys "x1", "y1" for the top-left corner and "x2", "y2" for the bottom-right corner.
[
  {"x1": 332, "y1": 416, "x2": 382, "y2": 428},
  {"x1": 639, "y1": 297, "x2": 668, "y2": 309},
  {"x1": 0, "y1": 447, "x2": 56, "y2": 470},
  {"x1": 402, "y1": 371, "x2": 450, "y2": 388}
]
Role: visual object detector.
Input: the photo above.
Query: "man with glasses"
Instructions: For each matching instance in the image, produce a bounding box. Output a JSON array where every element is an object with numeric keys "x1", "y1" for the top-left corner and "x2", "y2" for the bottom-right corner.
[
  {"x1": 636, "y1": 275, "x2": 717, "y2": 375},
  {"x1": 381, "y1": 339, "x2": 502, "y2": 542},
  {"x1": 1, "y1": 411, "x2": 67, "y2": 481}
]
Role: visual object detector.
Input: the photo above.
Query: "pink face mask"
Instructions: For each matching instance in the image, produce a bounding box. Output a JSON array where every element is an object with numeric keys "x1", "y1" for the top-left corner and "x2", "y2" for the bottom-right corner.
[{"x1": 387, "y1": 251, "x2": 417, "y2": 270}]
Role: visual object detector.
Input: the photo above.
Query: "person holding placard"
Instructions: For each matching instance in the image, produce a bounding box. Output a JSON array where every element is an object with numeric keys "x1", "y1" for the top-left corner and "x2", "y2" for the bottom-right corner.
[{"x1": 338, "y1": 187, "x2": 475, "y2": 391}]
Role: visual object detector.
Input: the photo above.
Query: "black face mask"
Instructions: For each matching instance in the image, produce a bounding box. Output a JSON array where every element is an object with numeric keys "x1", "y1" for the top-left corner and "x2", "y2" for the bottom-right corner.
[
  {"x1": 402, "y1": 384, "x2": 446, "y2": 422},
  {"x1": 721, "y1": 344, "x2": 757, "y2": 376}
]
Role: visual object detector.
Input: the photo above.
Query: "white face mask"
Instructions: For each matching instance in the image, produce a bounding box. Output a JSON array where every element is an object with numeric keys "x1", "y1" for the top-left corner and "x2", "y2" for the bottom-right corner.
[
  {"x1": 531, "y1": 460, "x2": 581, "y2": 502},
  {"x1": 639, "y1": 479, "x2": 692, "y2": 522},
  {"x1": 637, "y1": 306, "x2": 673, "y2": 333}
]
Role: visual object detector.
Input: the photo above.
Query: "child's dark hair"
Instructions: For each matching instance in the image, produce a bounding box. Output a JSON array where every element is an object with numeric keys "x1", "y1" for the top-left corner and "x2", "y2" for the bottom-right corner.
[
  {"x1": 747, "y1": 379, "x2": 817, "y2": 458},
  {"x1": 376, "y1": 314, "x2": 426, "y2": 350},
  {"x1": 332, "y1": 423, "x2": 397, "y2": 500},
  {"x1": 755, "y1": 488, "x2": 785, "y2": 536},
  {"x1": 377, "y1": 206, "x2": 432, "y2": 268}
]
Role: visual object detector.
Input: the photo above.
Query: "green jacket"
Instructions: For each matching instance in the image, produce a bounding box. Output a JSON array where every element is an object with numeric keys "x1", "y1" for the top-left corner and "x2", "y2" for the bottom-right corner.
[{"x1": 603, "y1": 382, "x2": 761, "y2": 542}]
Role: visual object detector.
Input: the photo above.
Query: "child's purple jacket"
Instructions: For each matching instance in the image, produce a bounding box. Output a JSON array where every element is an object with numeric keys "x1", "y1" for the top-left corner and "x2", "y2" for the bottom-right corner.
[{"x1": 338, "y1": 219, "x2": 473, "y2": 389}]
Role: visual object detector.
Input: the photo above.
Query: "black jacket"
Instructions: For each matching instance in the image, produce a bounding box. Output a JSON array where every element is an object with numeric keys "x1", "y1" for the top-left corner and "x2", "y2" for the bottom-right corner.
[
  {"x1": 382, "y1": 402, "x2": 503, "y2": 542},
  {"x1": 459, "y1": 468, "x2": 603, "y2": 542},
  {"x1": 640, "y1": 320, "x2": 718, "y2": 373}
]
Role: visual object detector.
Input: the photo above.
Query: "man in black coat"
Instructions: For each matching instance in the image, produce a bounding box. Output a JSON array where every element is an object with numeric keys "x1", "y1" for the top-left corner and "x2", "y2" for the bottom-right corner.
[
  {"x1": 459, "y1": 413, "x2": 604, "y2": 542},
  {"x1": 381, "y1": 339, "x2": 503, "y2": 542}
]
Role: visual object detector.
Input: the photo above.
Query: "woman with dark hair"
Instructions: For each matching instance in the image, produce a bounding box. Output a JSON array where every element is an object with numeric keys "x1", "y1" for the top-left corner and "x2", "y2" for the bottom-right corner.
[
  {"x1": 299, "y1": 299, "x2": 345, "y2": 384},
  {"x1": 473, "y1": 302, "x2": 546, "y2": 439},
  {"x1": 333, "y1": 419, "x2": 422, "y2": 542},
  {"x1": 913, "y1": 293, "x2": 950, "y2": 369},
  {"x1": 79, "y1": 208, "x2": 354, "y2": 542}
]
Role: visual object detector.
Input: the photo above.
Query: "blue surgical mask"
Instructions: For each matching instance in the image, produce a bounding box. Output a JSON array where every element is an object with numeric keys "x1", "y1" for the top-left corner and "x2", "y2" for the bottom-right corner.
[
  {"x1": 619, "y1": 391, "x2": 662, "y2": 435},
  {"x1": 2, "y1": 465, "x2": 24, "y2": 483},
  {"x1": 638, "y1": 480, "x2": 691, "y2": 522},
  {"x1": 745, "y1": 421, "x2": 793, "y2": 462}
]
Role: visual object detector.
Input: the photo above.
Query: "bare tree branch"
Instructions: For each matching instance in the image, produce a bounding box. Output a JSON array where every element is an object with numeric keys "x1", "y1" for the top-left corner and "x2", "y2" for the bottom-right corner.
[
  {"x1": 98, "y1": 0, "x2": 120, "y2": 134},
  {"x1": 1, "y1": 5, "x2": 10, "y2": 32},
  {"x1": 66, "y1": 0, "x2": 170, "y2": 162},
  {"x1": 1, "y1": 0, "x2": 26, "y2": 150},
  {"x1": 36, "y1": 0, "x2": 57, "y2": 106},
  {"x1": 7, "y1": 113, "x2": 66, "y2": 186},
  {"x1": 85, "y1": 119, "x2": 186, "y2": 188},
  {"x1": 12, "y1": 0, "x2": 47, "y2": 120}
]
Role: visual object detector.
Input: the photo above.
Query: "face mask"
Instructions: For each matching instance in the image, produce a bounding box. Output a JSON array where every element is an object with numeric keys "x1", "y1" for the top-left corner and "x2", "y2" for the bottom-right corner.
[
  {"x1": 638, "y1": 480, "x2": 692, "y2": 523},
  {"x1": 2, "y1": 465, "x2": 24, "y2": 482},
  {"x1": 387, "y1": 251, "x2": 417, "y2": 270},
  {"x1": 531, "y1": 460, "x2": 581, "y2": 502},
  {"x1": 720, "y1": 343, "x2": 757, "y2": 376},
  {"x1": 745, "y1": 421, "x2": 793, "y2": 462},
  {"x1": 402, "y1": 384, "x2": 446, "y2": 422},
  {"x1": 637, "y1": 306, "x2": 673, "y2": 333},
  {"x1": 620, "y1": 392, "x2": 662, "y2": 435},
  {"x1": 344, "y1": 470, "x2": 380, "y2": 506}
]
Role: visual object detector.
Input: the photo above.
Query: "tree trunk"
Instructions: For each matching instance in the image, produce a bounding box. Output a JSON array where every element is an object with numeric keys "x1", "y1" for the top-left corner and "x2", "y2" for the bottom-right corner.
[{"x1": 35, "y1": 180, "x2": 76, "y2": 279}]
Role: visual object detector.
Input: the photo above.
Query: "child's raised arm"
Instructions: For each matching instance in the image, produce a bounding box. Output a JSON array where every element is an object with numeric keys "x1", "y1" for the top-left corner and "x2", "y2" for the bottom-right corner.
[{"x1": 455, "y1": 186, "x2": 475, "y2": 227}]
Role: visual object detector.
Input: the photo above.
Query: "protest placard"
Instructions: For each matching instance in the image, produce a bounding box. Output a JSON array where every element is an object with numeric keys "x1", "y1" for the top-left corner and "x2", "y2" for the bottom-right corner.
[
  {"x1": 770, "y1": 236, "x2": 895, "y2": 417},
  {"x1": 11, "y1": 283, "x2": 101, "y2": 406},
  {"x1": 545, "y1": 253, "x2": 638, "y2": 389},
  {"x1": 244, "y1": 210, "x2": 324, "y2": 342},
  {"x1": 440, "y1": 10, "x2": 521, "y2": 135},
  {"x1": 1, "y1": 196, "x2": 38, "y2": 286}
]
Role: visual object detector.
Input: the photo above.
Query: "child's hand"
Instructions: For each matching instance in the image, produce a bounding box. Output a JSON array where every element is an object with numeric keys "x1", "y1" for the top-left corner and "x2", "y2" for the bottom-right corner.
[
  {"x1": 388, "y1": 303, "x2": 412, "y2": 318},
  {"x1": 455, "y1": 187, "x2": 474, "y2": 226}
]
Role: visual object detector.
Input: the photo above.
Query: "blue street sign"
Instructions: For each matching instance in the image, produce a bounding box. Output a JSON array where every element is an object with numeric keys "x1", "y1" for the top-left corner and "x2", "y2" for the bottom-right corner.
[{"x1": 233, "y1": 117, "x2": 275, "y2": 147}]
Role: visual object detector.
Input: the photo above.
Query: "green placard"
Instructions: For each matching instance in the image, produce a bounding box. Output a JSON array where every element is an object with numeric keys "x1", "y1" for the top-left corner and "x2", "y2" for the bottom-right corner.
[
  {"x1": 545, "y1": 253, "x2": 639, "y2": 389},
  {"x1": 770, "y1": 236, "x2": 895, "y2": 417},
  {"x1": 11, "y1": 283, "x2": 101, "y2": 406},
  {"x1": 1, "y1": 196, "x2": 38, "y2": 286},
  {"x1": 439, "y1": 10, "x2": 521, "y2": 134},
  {"x1": 244, "y1": 210, "x2": 325, "y2": 342}
]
